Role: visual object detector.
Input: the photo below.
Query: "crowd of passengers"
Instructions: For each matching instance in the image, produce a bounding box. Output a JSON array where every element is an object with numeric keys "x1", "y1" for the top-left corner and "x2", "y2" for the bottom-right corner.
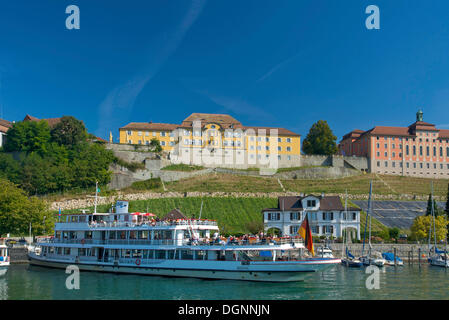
[
  {"x1": 89, "y1": 218, "x2": 216, "y2": 227},
  {"x1": 188, "y1": 233, "x2": 302, "y2": 246}
]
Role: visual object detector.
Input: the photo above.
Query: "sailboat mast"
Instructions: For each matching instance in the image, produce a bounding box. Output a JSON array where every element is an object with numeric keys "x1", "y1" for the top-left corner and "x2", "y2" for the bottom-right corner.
[
  {"x1": 431, "y1": 182, "x2": 437, "y2": 251},
  {"x1": 342, "y1": 190, "x2": 348, "y2": 259},
  {"x1": 362, "y1": 181, "x2": 373, "y2": 257}
]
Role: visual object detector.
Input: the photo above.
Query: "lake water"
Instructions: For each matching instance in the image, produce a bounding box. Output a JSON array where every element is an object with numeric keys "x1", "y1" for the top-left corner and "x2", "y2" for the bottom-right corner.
[{"x1": 1, "y1": 263, "x2": 448, "y2": 300}]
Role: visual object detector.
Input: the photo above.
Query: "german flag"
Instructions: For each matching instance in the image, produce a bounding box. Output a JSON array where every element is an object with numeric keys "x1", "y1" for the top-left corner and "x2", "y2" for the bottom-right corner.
[{"x1": 298, "y1": 213, "x2": 315, "y2": 256}]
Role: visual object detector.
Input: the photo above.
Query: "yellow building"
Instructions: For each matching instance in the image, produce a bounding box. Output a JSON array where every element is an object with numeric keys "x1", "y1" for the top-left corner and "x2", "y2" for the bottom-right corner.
[{"x1": 119, "y1": 113, "x2": 301, "y2": 167}]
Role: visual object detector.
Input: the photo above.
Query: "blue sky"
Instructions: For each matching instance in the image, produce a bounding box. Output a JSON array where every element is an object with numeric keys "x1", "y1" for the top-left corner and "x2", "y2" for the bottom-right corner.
[{"x1": 1, "y1": 0, "x2": 449, "y2": 142}]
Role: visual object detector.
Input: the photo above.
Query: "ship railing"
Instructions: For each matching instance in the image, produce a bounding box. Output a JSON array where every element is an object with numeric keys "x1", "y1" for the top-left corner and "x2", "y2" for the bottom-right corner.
[
  {"x1": 38, "y1": 237, "x2": 303, "y2": 246},
  {"x1": 87, "y1": 219, "x2": 218, "y2": 229}
]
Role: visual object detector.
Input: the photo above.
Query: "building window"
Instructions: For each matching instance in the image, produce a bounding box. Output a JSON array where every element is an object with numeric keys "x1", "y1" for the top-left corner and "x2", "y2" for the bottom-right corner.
[
  {"x1": 352, "y1": 212, "x2": 357, "y2": 220},
  {"x1": 433, "y1": 147, "x2": 437, "y2": 157},
  {"x1": 287, "y1": 156, "x2": 291, "y2": 160},
  {"x1": 307, "y1": 200, "x2": 316, "y2": 207},
  {"x1": 152, "y1": 132, "x2": 156, "y2": 136},
  {"x1": 138, "y1": 131, "x2": 142, "y2": 136},
  {"x1": 377, "y1": 143, "x2": 379, "y2": 148},
  {"x1": 286, "y1": 138, "x2": 291, "y2": 143},
  {"x1": 290, "y1": 212, "x2": 301, "y2": 221},
  {"x1": 413, "y1": 146, "x2": 416, "y2": 156},
  {"x1": 278, "y1": 138, "x2": 282, "y2": 142},
  {"x1": 384, "y1": 152, "x2": 387, "y2": 157},
  {"x1": 406, "y1": 145, "x2": 409, "y2": 155},
  {"x1": 290, "y1": 225, "x2": 300, "y2": 234},
  {"x1": 385, "y1": 161, "x2": 388, "y2": 167},
  {"x1": 278, "y1": 146, "x2": 282, "y2": 151},
  {"x1": 161, "y1": 141, "x2": 165, "y2": 146},
  {"x1": 420, "y1": 146, "x2": 423, "y2": 156},
  {"x1": 286, "y1": 147, "x2": 291, "y2": 152},
  {"x1": 426, "y1": 146, "x2": 430, "y2": 156},
  {"x1": 377, "y1": 161, "x2": 380, "y2": 167},
  {"x1": 267, "y1": 212, "x2": 280, "y2": 221},
  {"x1": 392, "y1": 162, "x2": 395, "y2": 168},
  {"x1": 128, "y1": 140, "x2": 132, "y2": 144},
  {"x1": 127, "y1": 131, "x2": 132, "y2": 135},
  {"x1": 393, "y1": 152, "x2": 396, "y2": 158}
]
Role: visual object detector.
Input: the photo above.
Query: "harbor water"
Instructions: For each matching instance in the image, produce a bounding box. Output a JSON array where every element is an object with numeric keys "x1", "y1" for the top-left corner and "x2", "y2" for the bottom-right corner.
[{"x1": 1, "y1": 263, "x2": 448, "y2": 300}]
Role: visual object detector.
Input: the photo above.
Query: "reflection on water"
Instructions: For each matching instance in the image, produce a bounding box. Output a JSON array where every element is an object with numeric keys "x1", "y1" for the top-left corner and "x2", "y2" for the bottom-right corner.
[{"x1": 1, "y1": 264, "x2": 449, "y2": 300}]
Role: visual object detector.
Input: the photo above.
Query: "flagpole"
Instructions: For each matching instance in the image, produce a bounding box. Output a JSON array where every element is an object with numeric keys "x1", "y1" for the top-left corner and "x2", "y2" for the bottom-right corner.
[{"x1": 94, "y1": 181, "x2": 98, "y2": 214}]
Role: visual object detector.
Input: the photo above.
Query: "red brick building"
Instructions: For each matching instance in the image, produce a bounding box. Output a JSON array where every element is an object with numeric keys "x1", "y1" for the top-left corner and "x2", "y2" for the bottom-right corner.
[{"x1": 339, "y1": 110, "x2": 449, "y2": 178}]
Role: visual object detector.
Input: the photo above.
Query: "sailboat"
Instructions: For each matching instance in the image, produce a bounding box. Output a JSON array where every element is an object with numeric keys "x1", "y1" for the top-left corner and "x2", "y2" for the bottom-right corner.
[
  {"x1": 341, "y1": 191, "x2": 362, "y2": 268},
  {"x1": 428, "y1": 182, "x2": 449, "y2": 268},
  {"x1": 359, "y1": 181, "x2": 386, "y2": 267}
]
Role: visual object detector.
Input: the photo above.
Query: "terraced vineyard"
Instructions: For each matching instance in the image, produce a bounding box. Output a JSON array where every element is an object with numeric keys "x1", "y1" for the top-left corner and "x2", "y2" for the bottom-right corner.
[{"x1": 164, "y1": 172, "x2": 449, "y2": 198}]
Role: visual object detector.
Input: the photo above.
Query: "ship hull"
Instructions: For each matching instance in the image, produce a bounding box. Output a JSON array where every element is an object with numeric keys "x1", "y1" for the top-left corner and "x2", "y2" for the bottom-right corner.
[{"x1": 28, "y1": 254, "x2": 339, "y2": 282}]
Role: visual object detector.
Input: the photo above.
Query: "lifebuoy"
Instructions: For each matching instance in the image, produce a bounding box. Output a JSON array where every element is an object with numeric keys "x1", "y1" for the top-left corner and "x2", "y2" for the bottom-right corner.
[{"x1": 135, "y1": 259, "x2": 141, "y2": 266}]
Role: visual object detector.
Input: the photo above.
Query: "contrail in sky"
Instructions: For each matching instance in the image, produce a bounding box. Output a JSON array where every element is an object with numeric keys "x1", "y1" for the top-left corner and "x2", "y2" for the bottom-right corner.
[{"x1": 97, "y1": 0, "x2": 207, "y2": 139}]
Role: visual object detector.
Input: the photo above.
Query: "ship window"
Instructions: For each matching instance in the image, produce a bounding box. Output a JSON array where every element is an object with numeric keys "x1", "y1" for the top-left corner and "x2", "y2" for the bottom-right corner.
[
  {"x1": 49, "y1": 247, "x2": 54, "y2": 254},
  {"x1": 132, "y1": 250, "x2": 142, "y2": 258},
  {"x1": 167, "y1": 250, "x2": 175, "y2": 259},
  {"x1": 64, "y1": 248, "x2": 71, "y2": 255},
  {"x1": 129, "y1": 231, "x2": 136, "y2": 239},
  {"x1": 79, "y1": 216, "x2": 86, "y2": 223},
  {"x1": 119, "y1": 231, "x2": 126, "y2": 239},
  {"x1": 55, "y1": 231, "x2": 61, "y2": 239},
  {"x1": 196, "y1": 250, "x2": 206, "y2": 260},
  {"x1": 181, "y1": 249, "x2": 193, "y2": 260},
  {"x1": 84, "y1": 231, "x2": 93, "y2": 239},
  {"x1": 79, "y1": 248, "x2": 86, "y2": 256},
  {"x1": 109, "y1": 231, "x2": 116, "y2": 239},
  {"x1": 121, "y1": 249, "x2": 131, "y2": 258},
  {"x1": 155, "y1": 250, "x2": 165, "y2": 259},
  {"x1": 56, "y1": 247, "x2": 62, "y2": 255}
]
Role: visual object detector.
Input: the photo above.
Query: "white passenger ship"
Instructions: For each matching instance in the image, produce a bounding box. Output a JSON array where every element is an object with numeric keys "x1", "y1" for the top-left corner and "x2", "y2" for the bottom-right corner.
[{"x1": 28, "y1": 201, "x2": 340, "y2": 282}]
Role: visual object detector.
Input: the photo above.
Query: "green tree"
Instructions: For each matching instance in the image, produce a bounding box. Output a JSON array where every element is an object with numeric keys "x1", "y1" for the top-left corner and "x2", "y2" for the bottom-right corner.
[
  {"x1": 411, "y1": 215, "x2": 448, "y2": 242},
  {"x1": 3, "y1": 120, "x2": 51, "y2": 153},
  {"x1": 50, "y1": 116, "x2": 88, "y2": 147},
  {"x1": 0, "y1": 153, "x2": 22, "y2": 183},
  {"x1": 0, "y1": 178, "x2": 53, "y2": 236},
  {"x1": 302, "y1": 120, "x2": 338, "y2": 155},
  {"x1": 150, "y1": 138, "x2": 162, "y2": 153},
  {"x1": 389, "y1": 227, "x2": 400, "y2": 241},
  {"x1": 69, "y1": 142, "x2": 115, "y2": 188}
]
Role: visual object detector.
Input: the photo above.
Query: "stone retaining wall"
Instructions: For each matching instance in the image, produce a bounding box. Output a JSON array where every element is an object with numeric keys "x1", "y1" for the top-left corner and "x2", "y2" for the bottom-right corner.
[
  {"x1": 49, "y1": 191, "x2": 441, "y2": 212},
  {"x1": 327, "y1": 243, "x2": 440, "y2": 261}
]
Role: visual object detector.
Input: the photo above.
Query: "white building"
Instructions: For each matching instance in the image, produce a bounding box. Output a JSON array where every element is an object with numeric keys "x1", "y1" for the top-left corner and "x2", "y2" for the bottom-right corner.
[
  {"x1": 262, "y1": 195, "x2": 361, "y2": 240},
  {"x1": 0, "y1": 119, "x2": 12, "y2": 148}
]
